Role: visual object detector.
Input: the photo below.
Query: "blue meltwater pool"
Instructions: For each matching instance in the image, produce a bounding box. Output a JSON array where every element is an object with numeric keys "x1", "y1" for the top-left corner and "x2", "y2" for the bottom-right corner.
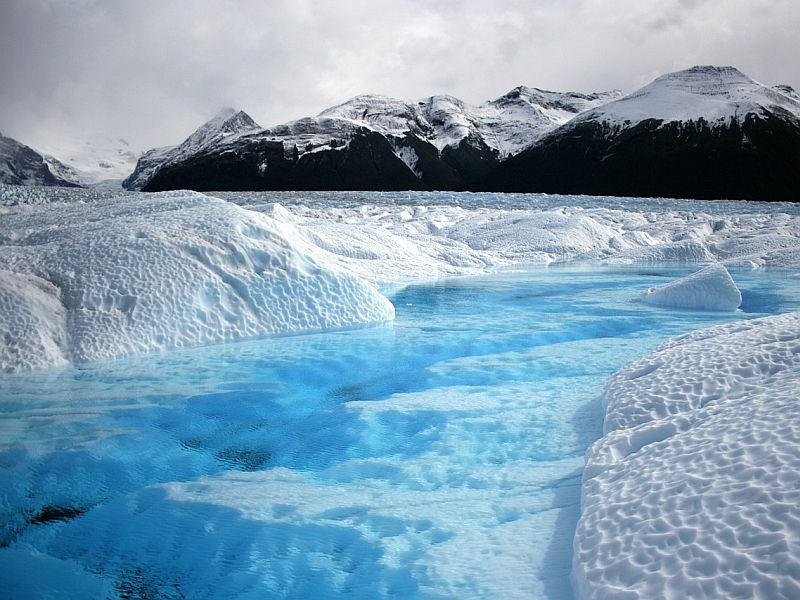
[{"x1": 1, "y1": 266, "x2": 799, "y2": 599}]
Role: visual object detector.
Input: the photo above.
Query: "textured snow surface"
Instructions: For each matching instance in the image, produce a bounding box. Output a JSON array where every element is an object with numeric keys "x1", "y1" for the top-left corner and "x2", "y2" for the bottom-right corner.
[
  {"x1": 237, "y1": 195, "x2": 800, "y2": 282},
  {"x1": 575, "y1": 312, "x2": 800, "y2": 599},
  {"x1": 0, "y1": 271, "x2": 68, "y2": 371},
  {"x1": 5, "y1": 187, "x2": 800, "y2": 372},
  {"x1": 0, "y1": 191, "x2": 394, "y2": 372},
  {"x1": 641, "y1": 263, "x2": 742, "y2": 311},
  {"x1": 568, "y1": 65, "x2": 800, "y2": 132}
]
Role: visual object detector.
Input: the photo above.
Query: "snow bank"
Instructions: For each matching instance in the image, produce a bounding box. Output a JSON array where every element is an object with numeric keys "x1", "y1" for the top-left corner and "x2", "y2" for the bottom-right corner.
[
  {"x1": 0, "y1": 192, "x2": 394, "y2": 372},
  {"x1": 574, "y1": 312, "x2": 800, "y2": 599},
  {"x1": 641, "y1": 263, "x2": 742, "y2": 311}
]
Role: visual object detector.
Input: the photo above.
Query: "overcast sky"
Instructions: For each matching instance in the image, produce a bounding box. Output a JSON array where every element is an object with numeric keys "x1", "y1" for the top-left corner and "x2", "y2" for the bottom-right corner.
[{"x1": 1, "y1": 0, "x2": 798, "y2": 153}]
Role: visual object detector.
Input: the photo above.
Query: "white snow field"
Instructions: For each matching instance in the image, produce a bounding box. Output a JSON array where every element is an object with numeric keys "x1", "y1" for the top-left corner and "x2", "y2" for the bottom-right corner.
[
  {"x1": 576, "y1": 312, "x2": 800, "y2": 599},
  {"x1": 2, "y1": 187, "x2": 800, "y2": 598}
]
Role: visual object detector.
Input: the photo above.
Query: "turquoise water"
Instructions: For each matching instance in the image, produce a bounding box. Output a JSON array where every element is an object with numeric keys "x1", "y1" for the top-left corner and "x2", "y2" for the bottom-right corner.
[{"x1": 1, "y1": 266, "x2": 799, "y2": 599}]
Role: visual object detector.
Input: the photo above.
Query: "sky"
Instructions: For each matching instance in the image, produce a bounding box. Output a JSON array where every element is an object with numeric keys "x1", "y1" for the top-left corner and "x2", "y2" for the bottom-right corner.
[{"x1": 1, "y1": 0, "x2": 798, "y2": 154}]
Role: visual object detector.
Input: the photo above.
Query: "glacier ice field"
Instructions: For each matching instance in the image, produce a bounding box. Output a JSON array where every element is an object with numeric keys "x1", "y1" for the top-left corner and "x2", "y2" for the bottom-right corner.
[
  {"x1": 4, "y1": 187, "x2": 800, "y2": 598},
  {"x1": 2, "y1": 262, "x2": 800, "y2": 599}
]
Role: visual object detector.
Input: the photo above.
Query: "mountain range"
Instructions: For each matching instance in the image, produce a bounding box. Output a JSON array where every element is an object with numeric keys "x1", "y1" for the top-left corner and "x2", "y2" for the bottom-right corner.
[
  {"x1": 123, "y1": 87, "x2": 620, "y2": 193},
  {"x1": 3, "y1": 66, "x2": 799, "y2": 201}
]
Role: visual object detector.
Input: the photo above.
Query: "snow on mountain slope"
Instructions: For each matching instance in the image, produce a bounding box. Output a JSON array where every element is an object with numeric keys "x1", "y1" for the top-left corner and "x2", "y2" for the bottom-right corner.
[
  {"x1": 123, "y1": 108, "x2": 261, "y2": 190},
  {"x1": 177, "y1": 107, "x2": 261, "y2": 157},
  {"x1": 774, "y1": 84, "x2": 800, "y2": 103},
  {"x1": 475, "y1": 87, "x2": 622, "y2": 156},
  {"x1": 485, "y1": 66, "x2": 800, "y2": 201},
  {"x1": 571, "y1": 65, "x2": 800, "y2": 130},
  {"x1": 125, "y1": 86, "x2": 619, "y2": 190},
  {"x1": 260, "y1": 114, "x2": 369, "y2": 156},
  {"x1": 120, "y1": 144, "x2": 180, "y2": 190},
  {"x1": 317, "y1": 94, "x2": 436, "y2": 140},
  {"x1": 317, "y1": 88, "x2": 621, "y2": 157},
  {"x1": 0, "y1": 191, "x2": 394, "y2": 373}
]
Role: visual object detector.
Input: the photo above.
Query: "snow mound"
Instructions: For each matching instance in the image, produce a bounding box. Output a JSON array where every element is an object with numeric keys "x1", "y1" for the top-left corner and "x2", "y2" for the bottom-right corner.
[
  {"x1": 641, "y1": 263, "x2": 742, "y2": 311},
  {"x1": 575, "y1": 312, "x2": 800, "y2": 599},
  {"x1": 0, "y1": 192, "x2": 394, "y2": 372},
  {"x1": 609, "y1": 239, "x2": 716, "y2": 264}
]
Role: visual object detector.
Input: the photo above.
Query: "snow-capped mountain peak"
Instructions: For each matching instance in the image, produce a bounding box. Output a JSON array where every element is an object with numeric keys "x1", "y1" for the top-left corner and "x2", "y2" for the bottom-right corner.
[
  {"x1": 179, "y1": 107, "x2": 261, "y2": 155},
  {"x1": 123, "y1": 108, "x2": 261, "y2": 190},
  {"x1": 653, "y1": 64, "x2": 754, "y2": 92},
  {"x1": 492, "y1": 86, "x2": 621, "y2": 114},
  {"x1": 486, "y1": 65, "x2": 800, "y2": 201},
  {"x1": 318, "y1": 94, "x2": 435, "y2": 140},
  {"x1": 477, "y1": 87, "x2": 623, "y2": 156},
  {"x1": 572, "y1": 65, "x2": 800, "y2": 129}
]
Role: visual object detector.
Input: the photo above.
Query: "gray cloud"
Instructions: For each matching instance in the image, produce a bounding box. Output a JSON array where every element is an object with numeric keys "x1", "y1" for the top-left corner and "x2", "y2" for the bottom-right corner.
[{"x1": 1, "y1": 0, "x2": 798, "y2": 153}]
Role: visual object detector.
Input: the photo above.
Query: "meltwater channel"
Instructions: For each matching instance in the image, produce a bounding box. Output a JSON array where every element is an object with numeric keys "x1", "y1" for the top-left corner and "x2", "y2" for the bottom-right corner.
[{"x1": 2, "y1": 266, "x2": 799, "y2": 599}]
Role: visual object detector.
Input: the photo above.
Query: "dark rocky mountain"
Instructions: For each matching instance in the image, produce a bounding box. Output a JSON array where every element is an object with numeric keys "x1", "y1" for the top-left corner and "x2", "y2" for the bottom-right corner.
[
  {"x1": 125, "y1": 90, "x2": 619, "y2": 192},
  {"x1": 142, "y1": 131, "x2": 427, "y2": 192},
  {"x1": 482, "y1": 66, "x2": 800, "y2": 201},
  {"x1": 0, "y1": 132, "x2": 79, "y2": 187},
  {"x1": 123, "y1": 108, "x2": 262, "y2": 190}
]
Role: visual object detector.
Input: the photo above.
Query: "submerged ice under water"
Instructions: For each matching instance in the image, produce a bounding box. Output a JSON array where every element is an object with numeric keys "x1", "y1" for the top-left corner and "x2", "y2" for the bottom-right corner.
[{"x1": 2, "y1": 266, "x2": 799, "y2": 599}]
